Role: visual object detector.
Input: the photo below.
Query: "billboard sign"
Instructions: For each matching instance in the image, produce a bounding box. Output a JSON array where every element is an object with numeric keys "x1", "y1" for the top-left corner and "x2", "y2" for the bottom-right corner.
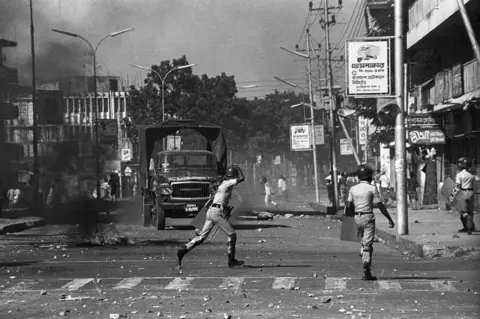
[
  {"x1": 290, "y1": 124, "x2": 311, "y2": 151},
  {"x1": 340, "y1": 139, "x2": 353, "y2": 155},
  {"x1": 346, "y1": 39, "x2": 391, "y2": 96},
  {"x1": 313, "y1": 125, "x2": 325, "y2": 145}
]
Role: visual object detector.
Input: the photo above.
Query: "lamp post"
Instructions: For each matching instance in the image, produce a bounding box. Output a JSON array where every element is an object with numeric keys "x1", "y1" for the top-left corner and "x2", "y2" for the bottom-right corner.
[
  {"x1": 52, "y1": 27, "x2": 134, "y2": 198},
  {"x1": 274, "y1": 77, "x2": 308, "y2": 122},
  {"x1": 275, "y1": 42, "x2": 321, "y2": 204},
  {"x1": 130, "y1": 63, "x2": 196, "y2": 122}
]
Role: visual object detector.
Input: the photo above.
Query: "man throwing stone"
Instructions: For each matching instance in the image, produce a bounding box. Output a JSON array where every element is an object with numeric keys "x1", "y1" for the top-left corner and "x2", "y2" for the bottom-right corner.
[{"x1": 177, "y1": 165, "x2": 245, "y2": 268}]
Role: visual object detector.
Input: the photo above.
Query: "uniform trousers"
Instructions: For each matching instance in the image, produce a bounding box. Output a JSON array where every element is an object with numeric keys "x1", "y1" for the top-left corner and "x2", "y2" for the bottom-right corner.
[{"x1": 355, "y1": 213, "x2": 376, "y2": 269}]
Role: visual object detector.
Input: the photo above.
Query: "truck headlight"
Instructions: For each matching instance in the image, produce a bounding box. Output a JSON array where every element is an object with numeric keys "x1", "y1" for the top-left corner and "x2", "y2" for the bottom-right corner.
[{"x1": 158, "y1": 184, "x2": 173, "y2": 196}]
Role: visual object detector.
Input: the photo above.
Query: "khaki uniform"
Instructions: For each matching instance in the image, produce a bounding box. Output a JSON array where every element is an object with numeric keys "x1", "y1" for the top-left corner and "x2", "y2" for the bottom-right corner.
[
  {"x1": 186, "y1": 178, "x2": 237, "y2": 250},
  {"x1": 456, "y1": 169, "x2": 475, "y2": 213},
  {"x1": 348, "y1": 181, "x2": 382, "y2": 269}
]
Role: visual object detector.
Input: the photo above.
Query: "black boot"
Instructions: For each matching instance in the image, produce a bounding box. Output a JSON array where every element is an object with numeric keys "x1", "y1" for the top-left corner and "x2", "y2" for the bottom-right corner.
[
  {"x1": 228, "y1": 254, "x2": 244, "y2": 268},
  {"x1": 177, "y1": 247, "x2": 189, "y2": 268},
  {"x1": 362, "y1": 268, "x2": 377, "y2": 281},
  {"x1": 227, "y1": 233, "x2": 244, "y2": 268},
  {"x1": 458, "y1": 216, "x2": 468, "y2": 232},
  {"x1": 467, "y1": 216, "x2": 474, "y2": 235}
]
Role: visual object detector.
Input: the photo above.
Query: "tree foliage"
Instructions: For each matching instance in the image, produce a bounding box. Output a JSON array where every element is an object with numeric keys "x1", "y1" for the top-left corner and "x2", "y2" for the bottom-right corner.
[{"x1": 126, "y1": 55, "x2": 391, "y2": 164}]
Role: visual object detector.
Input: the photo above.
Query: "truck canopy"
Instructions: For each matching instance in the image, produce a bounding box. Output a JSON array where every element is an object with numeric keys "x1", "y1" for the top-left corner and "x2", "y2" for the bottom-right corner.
[{"x1": 138, "y1": 119, "x2": 227, "y2": 175}]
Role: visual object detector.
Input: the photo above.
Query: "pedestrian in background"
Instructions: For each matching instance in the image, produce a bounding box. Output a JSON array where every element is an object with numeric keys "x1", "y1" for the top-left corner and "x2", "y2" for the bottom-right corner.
[
  {"x1": 0, "y1": 180, "x2": 5, "y2": 217},
  {"x1": 339, "y1": 172, "x2": 348, "y2": 206},
  {"x1": 325, "y1": 172, "x2": 334, "y2": 206},
  {"x1": 277, "y1": 174, "x2": 288, "y2": 201},
  {"x1": 407, "y1": 171, "x2": 419, "y2": 210},
  {"x1": 260, "y1": 175, "x2": 278, "y2": 210},
  {"x1": 456, "y1": 157, "x2": 479, "y2": 235},
  {"x1": 345, "y1": 164, "x2": 395, "y2": 281},
  {"x1": 109, "y1": 171, "x2": 119, "y2": 201},
  {"x1": 379, "y1": 171, "x2": 390, "y2": 203}
]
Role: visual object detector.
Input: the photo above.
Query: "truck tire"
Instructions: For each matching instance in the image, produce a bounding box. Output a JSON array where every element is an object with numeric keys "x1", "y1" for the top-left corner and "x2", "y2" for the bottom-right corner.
[{"x1": 156, "y1": 205, "x2": 166, "y2": 230}]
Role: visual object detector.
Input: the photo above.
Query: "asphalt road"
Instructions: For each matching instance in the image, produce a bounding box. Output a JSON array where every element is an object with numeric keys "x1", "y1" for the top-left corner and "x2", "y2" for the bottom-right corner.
[{"x1": 0, "y1": 215, "x2": 479, "y2": 319}]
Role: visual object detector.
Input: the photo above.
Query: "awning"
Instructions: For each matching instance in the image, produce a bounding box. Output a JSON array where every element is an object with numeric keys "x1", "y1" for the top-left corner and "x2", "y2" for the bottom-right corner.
[{"x1": 433, "y1": 88, "x2": 480, "y2": 112}]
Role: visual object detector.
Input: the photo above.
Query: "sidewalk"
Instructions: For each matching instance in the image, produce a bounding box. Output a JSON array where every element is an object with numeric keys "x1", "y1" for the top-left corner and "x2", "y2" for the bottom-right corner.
[
  {"x1": 375, "y1": 207, "x2": 480, "y2": 258},
  {"x1": 254, "y1": 188, "x2": 480, "y2": 258}
]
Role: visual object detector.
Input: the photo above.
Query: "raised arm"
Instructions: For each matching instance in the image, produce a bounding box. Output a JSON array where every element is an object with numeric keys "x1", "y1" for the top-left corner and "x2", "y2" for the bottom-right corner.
[{"x1": 235, "y1": 165, "x2": 245, "y2": 184}]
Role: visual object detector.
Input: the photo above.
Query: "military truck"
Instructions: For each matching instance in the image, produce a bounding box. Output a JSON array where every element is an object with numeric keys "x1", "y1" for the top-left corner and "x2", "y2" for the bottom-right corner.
[{"x1": 138, "y1": 119, "x2": 227, "y2": 229}]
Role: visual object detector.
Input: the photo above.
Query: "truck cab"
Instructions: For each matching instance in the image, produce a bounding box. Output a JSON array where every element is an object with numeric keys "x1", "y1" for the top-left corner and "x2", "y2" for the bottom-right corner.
[{"x1": 138, "y1": 119, "x2": 227, "y2": 230}]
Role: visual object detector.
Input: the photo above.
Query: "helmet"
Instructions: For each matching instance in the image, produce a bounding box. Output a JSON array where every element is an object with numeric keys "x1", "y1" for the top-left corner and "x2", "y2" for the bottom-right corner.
[
  {"x1": 357, "y1": 164, "x2": 374, "y2": 181},
  {"x1": 225, "y1": 165, "x2": 239, "y2": 179},
  {"x1": 458, "y1": 157, "x2": 471, "y2": 170}
]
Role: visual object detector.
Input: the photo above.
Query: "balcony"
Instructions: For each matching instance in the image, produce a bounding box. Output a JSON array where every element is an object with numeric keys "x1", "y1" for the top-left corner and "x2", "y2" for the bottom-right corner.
[
  {"x1": 410, "y1": 58, "x2": 480, "y2": 112},
  {"x1": 407, "y1": 0, "x2": 473, "y2": 49},
  {"x1": 365, "y1": 0, "x2": 392, "y2": 9}
]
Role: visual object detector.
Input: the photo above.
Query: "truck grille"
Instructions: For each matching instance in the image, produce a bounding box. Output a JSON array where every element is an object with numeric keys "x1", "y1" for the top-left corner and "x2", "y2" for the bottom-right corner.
[{"x1": 171, "y1": 182, "x2": 211, "y2": 199}]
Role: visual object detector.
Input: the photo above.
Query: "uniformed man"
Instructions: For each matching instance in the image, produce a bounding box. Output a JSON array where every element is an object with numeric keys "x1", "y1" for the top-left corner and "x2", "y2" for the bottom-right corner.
[
  {"x1": 456, "y1": 157, "x2": 479, "y2": 235},
  {"x1": 346, "y1": 164, "x2": 395, "y2": 281},
  {"x1": 177, "y1": 165, "x2": 245, "y2": 268}
]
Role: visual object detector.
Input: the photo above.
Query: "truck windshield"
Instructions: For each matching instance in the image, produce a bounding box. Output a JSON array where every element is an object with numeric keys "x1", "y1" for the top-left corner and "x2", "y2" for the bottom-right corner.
[{"x1": 158, "y1": 154, "x2": 215, "y2": 169}]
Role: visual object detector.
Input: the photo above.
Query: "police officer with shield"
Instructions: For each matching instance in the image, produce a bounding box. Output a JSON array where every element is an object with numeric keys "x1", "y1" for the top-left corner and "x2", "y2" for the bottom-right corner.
[
  {"x1": 456, "y1": 157, "x2": 478, "y2": 235},
  {"x1": 346, "y1": 164, "x2": 395, "y2": 280}
]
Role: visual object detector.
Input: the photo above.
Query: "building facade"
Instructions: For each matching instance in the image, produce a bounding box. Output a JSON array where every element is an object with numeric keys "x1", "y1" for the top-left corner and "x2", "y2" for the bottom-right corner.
[
  {"x1": 3, "y1": 76, "x2": 134, "y2": 199},
  {"x1": 406, "y1": 0, "x2": 480, "y2": 209}
]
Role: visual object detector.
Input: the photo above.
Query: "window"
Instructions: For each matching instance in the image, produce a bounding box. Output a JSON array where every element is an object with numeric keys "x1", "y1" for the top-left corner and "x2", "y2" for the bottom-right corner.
[
  {"x1": 114, "y1": 98, "x2": 119, "y2": 113},
  {"x1": 104, "y1": 98, "x2": 109, "y2": 113}
]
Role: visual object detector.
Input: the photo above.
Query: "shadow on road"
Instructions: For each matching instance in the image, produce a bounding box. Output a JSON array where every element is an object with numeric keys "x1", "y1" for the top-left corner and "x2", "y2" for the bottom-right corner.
[
  {"x1": 170, "y1": 224, "x2": 290, "y2": 231},
  {"x1": 0, "y1": 261, "x2": 42, "y2": 267},
  {"x1": 380, "y1": 276, "x2": 454, "y2": 280},
  {"x1": 243, "y1": 264, "x2": 312, "y2": 268}
]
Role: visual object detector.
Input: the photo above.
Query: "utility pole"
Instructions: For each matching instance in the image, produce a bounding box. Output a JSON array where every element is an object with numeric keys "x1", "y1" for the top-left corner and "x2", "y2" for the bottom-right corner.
[
  {"x1": 29, "y1": 0, "x2": 39, "y2": 207},
  {"x1": 306, "y1": 29, "x2": 320, "y2": 203},
  {"x1": 394, "y1": 0, "x2": 408, "y2": 235},
  {"x1": 456, "y1": 0, "x2": 480, "y2": 64},
  {"x1": 311, "y1": 0, "x2": 342, "y2": 210}
]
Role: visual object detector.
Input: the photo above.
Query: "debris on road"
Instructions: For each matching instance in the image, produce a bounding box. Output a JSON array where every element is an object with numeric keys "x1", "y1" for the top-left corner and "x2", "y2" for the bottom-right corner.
[{"x1": 321, "y1": 296, "x2": 332, "y2": 303}]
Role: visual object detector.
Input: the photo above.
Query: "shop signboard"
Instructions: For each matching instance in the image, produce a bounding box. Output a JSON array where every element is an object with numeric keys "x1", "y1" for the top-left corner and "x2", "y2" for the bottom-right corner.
[
  {"x1": 290, "y1": 124, "x2": 311, "y2": 151},
  {"x1": 99, "y1": 119, "x2": 118, "y2": 144},
  {"x1": 452, "y1": 63, "x2": 463, "y2": 98},
  {"x1": 407, "y1": 114, "x2": 445, "y2": 145},
  {"x1": 313, "y1": 125, "x2": 325, "y2": 145},
  {"x1": 408, "y1": 128, "x2": 445, "y2": 145},
  {"x1": 346, "y1": 39, "x2": 391, "y2": 96}
]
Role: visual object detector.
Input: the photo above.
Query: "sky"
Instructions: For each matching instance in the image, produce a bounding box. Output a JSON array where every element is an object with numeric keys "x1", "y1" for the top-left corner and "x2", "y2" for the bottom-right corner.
[{"x1": 1, "y1": 0, "x2": 363, "y2": 99}]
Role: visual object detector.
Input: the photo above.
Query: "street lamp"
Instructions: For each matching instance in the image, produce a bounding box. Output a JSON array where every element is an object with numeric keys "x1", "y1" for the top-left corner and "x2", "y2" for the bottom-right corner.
[
  {"x1": 130, "y1": 63, "x2": 196, "y2": 122},
  {"x1": 52, "y1": 27, "x2": 135, "y2": 199},
  {"x1": 274, "y1": 77, "x2": 308, "y2": 121},
  {"x1": 275, "y1": 69, "x2": 320, "y2": 202}
]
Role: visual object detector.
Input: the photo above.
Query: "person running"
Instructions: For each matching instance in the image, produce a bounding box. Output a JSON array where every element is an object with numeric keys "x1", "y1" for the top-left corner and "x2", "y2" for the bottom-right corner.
[
  {"x1": 277, "y1": 174, "x2": 288, "y2": 201},
  {"x1": 345, "y1": 164, "x2": 395, "y2": 281},
  {"x1": 176, "y1": 165, "x2": 246, "y2": 268},
  {"x1": 260, "y1": 175, "x2": 278, "y2": 210}
]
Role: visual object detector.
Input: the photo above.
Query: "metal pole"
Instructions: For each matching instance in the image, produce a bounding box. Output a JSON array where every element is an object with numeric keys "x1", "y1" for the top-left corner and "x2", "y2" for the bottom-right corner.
[
  {"x1": 29, "y1": 0, "x2": 39, "y2": 207},
  {"x1": 364, "y1": 120, "x2": 369, "y2": 163},
  {"x1": 456, "y1": 0, "x2": 480, "y2": 63},
  {"x1": 93, "y1": 51, "x2": 101, "y2": 199},
  {"x1": 306, "y1": 29, "x2": 320, "y2": 203},
  {"x1": 325, "y1": 0, "x2": 339, "y2": 209},
  {"x1": 395, "y1": 0, "x2": 408, "y2": 235}
]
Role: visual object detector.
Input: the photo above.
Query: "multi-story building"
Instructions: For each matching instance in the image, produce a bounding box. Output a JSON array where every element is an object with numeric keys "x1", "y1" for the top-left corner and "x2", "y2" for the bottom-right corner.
[
  {"x1": 4, "y1": 76, "x2": 134, "y2": 199},
  {"x1": 405, "y1": 0, "x2": 480, "y2": 209}
]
